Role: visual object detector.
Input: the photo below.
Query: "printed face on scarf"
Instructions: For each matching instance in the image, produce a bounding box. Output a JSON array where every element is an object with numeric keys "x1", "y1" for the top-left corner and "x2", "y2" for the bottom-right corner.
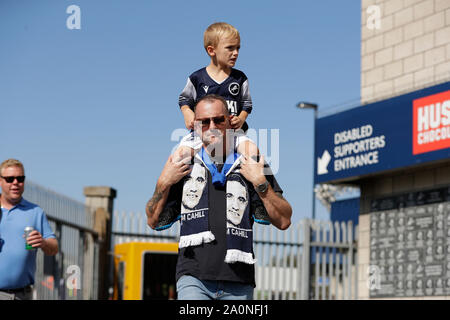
[
  {"x1": 182, "y1": 164, "x2": 207, "y2": 210},
  {"x1": 226, "y1": 178, "x2": 248, "y2": 226}
]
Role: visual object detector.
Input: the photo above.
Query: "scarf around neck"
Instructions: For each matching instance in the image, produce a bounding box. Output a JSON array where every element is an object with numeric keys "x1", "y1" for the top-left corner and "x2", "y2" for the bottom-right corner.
[{"x1": 175, "y1": 148, "x2": 269, "y2": 264}]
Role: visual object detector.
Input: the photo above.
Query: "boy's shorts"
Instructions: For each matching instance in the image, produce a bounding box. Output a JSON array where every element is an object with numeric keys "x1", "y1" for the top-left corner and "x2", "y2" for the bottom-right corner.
[{"x1": 179, "y1": 130, "x2": 252, "y2": 150}]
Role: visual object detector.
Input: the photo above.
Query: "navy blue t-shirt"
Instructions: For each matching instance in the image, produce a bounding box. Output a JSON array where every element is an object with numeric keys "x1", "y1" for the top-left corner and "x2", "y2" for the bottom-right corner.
[
  {"x1": 179, "y1": 68, "x2": 253, "y2": 131},
  {"x1": 168, "y1": 164, "x2": 282, "y2": 287}
]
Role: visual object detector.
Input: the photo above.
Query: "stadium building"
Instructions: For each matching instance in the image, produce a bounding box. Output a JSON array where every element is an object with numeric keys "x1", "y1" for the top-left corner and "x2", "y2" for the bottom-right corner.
[{"x1": 316, "y1": 0, "x2": 450, "y2": 299}]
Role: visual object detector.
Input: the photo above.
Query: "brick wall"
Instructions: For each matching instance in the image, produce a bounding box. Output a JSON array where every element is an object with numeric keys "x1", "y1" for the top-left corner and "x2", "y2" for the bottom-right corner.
[{"x1": 361, "y1": 0, "x2": 450, "y2": 104}]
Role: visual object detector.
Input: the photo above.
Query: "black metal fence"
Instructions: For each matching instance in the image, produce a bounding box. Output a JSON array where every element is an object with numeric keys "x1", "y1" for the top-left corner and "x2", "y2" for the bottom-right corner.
[{"x1": 24, "y1": 181, "x2": 101, "y2": 300}]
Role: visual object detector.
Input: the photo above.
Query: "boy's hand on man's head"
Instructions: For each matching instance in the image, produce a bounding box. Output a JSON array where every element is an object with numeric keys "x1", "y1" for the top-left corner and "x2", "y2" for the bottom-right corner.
[
  {"x1": 181, "y1": 105, "x2": 195, "y2": 130},
  {"x1": 184, "y1": 113, "x2": 195, "y2": 130}
]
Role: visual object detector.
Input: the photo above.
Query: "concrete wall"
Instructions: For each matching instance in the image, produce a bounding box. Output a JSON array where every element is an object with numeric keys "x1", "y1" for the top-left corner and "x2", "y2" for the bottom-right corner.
[
  {"x1": 84, "y1": 186, "x2": 117, "y2": 300},
  {"x1": 358, "y1": 0, "x2": 450, "y2": 299}
]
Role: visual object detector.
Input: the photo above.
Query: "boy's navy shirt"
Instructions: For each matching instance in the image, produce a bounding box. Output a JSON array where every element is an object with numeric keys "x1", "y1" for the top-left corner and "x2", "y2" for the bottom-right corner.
[{"x1": 179, "y1": 67, "x2": 252, "y2": 131}]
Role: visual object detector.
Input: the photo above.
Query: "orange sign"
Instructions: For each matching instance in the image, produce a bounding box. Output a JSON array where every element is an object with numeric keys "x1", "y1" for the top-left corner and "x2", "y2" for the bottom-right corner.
[{"x1": 413, "y1": 90, "x2": 450, "y2": 155}]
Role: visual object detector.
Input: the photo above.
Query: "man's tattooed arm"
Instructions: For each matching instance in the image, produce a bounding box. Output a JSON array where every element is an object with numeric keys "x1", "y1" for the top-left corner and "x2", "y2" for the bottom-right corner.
[
  {"x1": 145, "y1": 183, "x2": 170, "y2": 229},
  {"x1": 146, "y1": 153, "x2": 191, "y2": 229},
  {"x1": 146, "y1": 187, "x2": 164, "y2": 215}
]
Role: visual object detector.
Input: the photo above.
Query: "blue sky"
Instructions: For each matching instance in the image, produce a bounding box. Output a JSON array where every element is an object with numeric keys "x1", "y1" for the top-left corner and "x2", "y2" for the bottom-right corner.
[{"x1": 0, "y1": 0, "x2": 361, "y2": 222}]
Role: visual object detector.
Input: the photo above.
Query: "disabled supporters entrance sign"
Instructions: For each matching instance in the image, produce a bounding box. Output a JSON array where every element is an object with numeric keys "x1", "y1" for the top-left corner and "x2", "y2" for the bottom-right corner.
[{"x1": 314, "y1": 81, "x2": 450, "y2": 184}]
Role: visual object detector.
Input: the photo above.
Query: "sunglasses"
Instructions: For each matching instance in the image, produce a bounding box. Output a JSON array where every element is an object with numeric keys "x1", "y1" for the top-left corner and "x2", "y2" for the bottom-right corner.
[
  {"x1": 197, "y1": 116, "x2": 226, "y2": 128},
  {"x1": 1, "y1": 176, "x2": 26, "y2": 183}
]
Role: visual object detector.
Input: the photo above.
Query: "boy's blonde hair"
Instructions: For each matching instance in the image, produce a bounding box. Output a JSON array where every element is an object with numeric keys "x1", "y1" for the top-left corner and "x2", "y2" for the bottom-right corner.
[
  {"x1": 204, "y1": 22, "x2": 240, "y2": 51},
  {"x1": 0, "y1": 158, "x2": 25, "y2": 174}
]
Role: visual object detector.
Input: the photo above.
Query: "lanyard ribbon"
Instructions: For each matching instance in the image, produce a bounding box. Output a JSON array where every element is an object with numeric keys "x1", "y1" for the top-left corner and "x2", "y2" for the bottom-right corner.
[{"x1": 200, "y1": 148, "x2": 238, "y2": 187}]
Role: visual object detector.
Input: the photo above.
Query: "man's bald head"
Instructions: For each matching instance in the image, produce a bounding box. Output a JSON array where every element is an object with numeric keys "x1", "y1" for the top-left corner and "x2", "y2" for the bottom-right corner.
[{"x1": 194, "y1": 94, "x2": 230, "y2": 118}]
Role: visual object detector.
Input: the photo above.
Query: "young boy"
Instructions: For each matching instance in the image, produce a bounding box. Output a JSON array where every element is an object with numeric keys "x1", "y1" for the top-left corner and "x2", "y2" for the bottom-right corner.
[
  {"x1": 153, "y1": 22, "x2": 270, "y2": 231},
  {"x1": 176, "y1": 22, "x2": 258, "y2": 162}
]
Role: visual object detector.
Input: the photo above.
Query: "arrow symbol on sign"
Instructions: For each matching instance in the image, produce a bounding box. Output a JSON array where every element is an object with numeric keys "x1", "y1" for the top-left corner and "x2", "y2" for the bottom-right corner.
[{"x1": 317, "y1": 150, "x2": 331, "y2": 175}]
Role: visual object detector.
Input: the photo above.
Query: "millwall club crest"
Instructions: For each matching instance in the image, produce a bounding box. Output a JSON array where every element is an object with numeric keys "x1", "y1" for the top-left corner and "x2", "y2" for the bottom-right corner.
[{"x1": 228, "y1": 82, "x2": 240, "y2": 96}]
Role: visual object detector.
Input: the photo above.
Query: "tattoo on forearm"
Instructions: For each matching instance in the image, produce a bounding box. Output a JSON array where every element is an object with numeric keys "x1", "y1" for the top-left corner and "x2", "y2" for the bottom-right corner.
[
  {"x1": 146, "y1": 188, "x2": 163, "y2": 215},
  {"x1": 275, "y1": 192, "x2": 284, "y2": 199}
]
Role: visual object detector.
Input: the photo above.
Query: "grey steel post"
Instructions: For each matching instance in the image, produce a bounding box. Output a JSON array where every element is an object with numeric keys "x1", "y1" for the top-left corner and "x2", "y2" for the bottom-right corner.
[
  {"x1": 282, "y1": 230, "x2": 288, "y2": 300},
  {"x1": 288, "y1": 226, "x2": 295, "y2": 300},
  {"x1": 267, "y1": 226, "x2": 273, "y2": 299},
  {"x1": 321, "y1": 222, "x2": 327, "y2": 300},
  {"x1": 54, "y1": 222, "x2": 63, "y2": 300},
  {"x1": 253, "y1": 223, "x2": 259, "y2": 300},
  {"x1": 327, "y1": 221, "x2": 334, "y2": 300},
  {"x1": 297, "y1": 223, "x2": 302, "y2": 300},
  {"x1": 314, "y1": 222, "x2": 320, "y2": 300},
  {"x1": 274, "y1": 228, "x2": 280, "y2": 300},
  {"x1": 341, "y1": 221, "x2": 347, "y2": 299},
  {"x1": 260, "y1": 225, "x2": 267, "y2": 299},
  {"x1": 334, "y1": 221, "x2": 340, "y2": 299},
  {"x1": 78, "y1": 230, "x2": 85, "y2": 300},
  {"x1": 300, "y1": 219, "x2": 311, "y2": 300},
  {"x1": 347, "y1": 221, "x2": 353, "y2": 299}
]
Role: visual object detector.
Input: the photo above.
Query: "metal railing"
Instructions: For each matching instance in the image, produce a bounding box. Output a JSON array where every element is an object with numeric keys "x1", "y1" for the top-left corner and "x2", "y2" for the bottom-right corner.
[
  {"x1": 111, "y1": 210, "x2": 358, "y2": 300},
  {"x1": 253, "y1": 219, "x2": 358, "y2": 300},
  {"x1": 23, "y1": 181, "x2": 100, "y2": 300},
  {"x1": 112, "y1": 211, "x2": 179, "y2": 245},
  {"x1": 308, "y1": 220, "x2": 358, "y2": 300}
]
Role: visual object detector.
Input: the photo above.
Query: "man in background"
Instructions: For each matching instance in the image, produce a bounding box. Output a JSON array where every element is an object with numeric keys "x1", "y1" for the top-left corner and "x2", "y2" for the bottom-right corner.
[{"x1": 0, "y1": 159, "x2": 58, "y2": 300}]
